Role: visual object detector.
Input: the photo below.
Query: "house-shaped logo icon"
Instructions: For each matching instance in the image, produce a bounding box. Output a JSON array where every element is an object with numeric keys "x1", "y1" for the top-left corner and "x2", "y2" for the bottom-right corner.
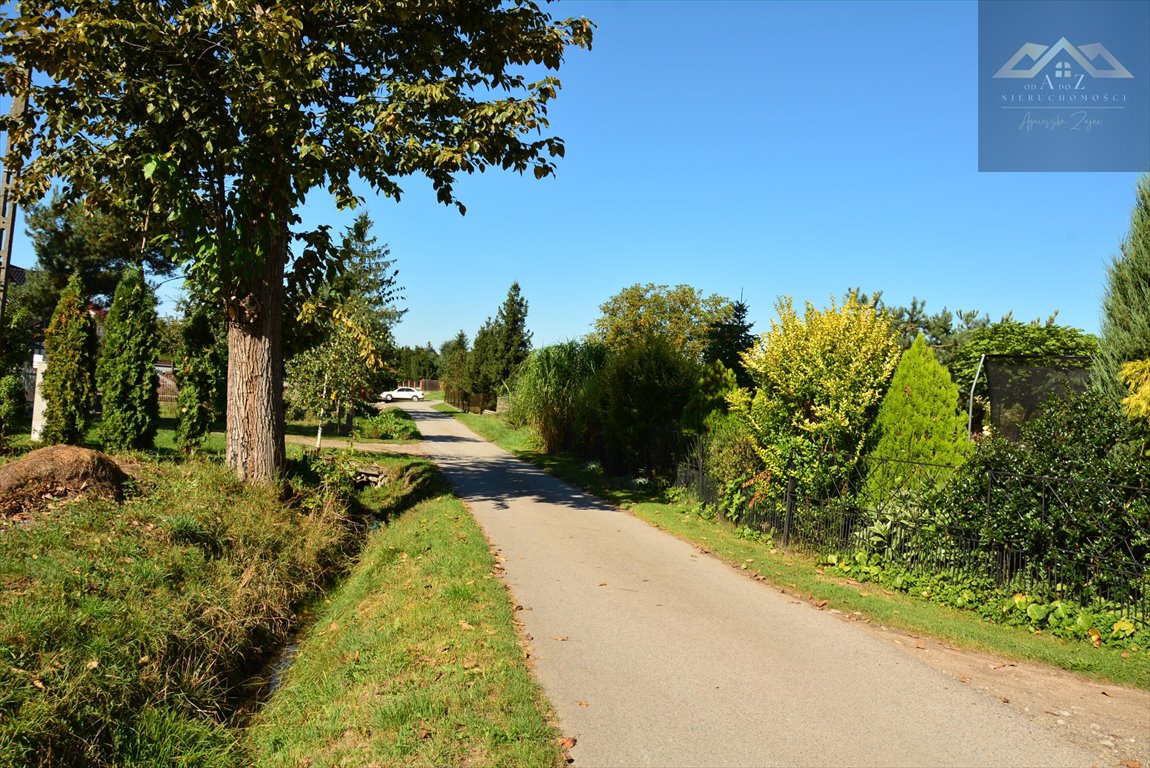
[{"x1": 993, "y1": 37, "x2": 1133, "y2": 79}]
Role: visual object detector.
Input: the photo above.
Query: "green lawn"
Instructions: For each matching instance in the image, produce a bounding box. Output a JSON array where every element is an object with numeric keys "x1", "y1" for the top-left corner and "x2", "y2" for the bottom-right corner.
[
  {"x1": 0, "y1": 456, "x2": 355, "y2": 767},
  {"x1": 447, "y1": 411, "x2": 1150, "y2": 691},
  {"x1": 246, "y1": 457, "x2": 564, "y2": 767}
]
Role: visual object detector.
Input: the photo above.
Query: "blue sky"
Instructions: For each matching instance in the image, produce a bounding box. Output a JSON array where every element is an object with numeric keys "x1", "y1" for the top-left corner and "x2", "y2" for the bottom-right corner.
[{"x1": 4, "y1": 1, "x2": 1145, "y2": 349}]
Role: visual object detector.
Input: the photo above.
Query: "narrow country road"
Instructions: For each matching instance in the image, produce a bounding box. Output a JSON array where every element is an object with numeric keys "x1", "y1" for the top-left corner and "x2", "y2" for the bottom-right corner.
[{"x1": 387, "y1": 403, "x2": 1127, "y2": 767}]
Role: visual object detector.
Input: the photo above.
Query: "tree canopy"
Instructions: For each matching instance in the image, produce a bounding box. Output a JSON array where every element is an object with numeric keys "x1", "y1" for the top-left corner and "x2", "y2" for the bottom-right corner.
[
  {"x1": 17, "y1": 195, "x2": 176, "y2": 323},
  {"x1": 1, "y1": 1, "x2": 592, "y2": 481},
  {"x1": 593, "y1": 283, "x2": 732, "y2": 362}
]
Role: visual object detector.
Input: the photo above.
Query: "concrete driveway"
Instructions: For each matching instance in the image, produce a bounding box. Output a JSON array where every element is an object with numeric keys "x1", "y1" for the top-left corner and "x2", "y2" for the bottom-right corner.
[{"x1": 395, "y1": 403, "x2": 1106, "y2": 767}]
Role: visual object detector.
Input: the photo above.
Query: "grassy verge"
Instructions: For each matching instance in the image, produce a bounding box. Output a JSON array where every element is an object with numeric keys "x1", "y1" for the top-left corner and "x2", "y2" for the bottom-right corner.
[
  {"x1": 246, "y1": 457, "x2": 563, "y2": 767},
  {"x1": 449, "y1": 411, "x2": 1150, "y2": 690},
  {"x1": 0, "y1": 456, "x2": 355, "y2": 767}
]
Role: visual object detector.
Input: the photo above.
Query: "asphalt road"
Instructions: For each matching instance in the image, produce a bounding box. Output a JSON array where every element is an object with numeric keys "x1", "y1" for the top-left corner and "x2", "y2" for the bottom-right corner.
[{"x1": 403, "y1": 402, "x2": 1102, "y2": 768}]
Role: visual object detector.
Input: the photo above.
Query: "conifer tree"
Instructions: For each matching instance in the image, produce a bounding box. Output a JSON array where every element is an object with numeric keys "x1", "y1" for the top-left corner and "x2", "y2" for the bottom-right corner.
[
  {"x1": 1097, "y1": 175, "x2": 1150, "y2": 406},
  {"x1": 175, "y1": 307, "x2": 225, "y2": 455},
  {"x1": 41, "y1": 274, "x2": 97, "y2": 444},
  {"x1": 95, "y1": 267, "x2": 160, "y2": 449},
  {"x1": 865, "y1": 334, "x2": 973, "y2": 499}
]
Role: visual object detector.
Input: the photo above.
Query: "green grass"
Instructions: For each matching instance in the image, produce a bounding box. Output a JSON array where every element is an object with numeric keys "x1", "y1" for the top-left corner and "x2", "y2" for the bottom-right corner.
[
  {"x1": 0, "y1": 456, "x2": 357, "y2": 767},
  {"x1": 449, "y1": 411, "x2": 1150, "y2": 690},
  {"x1": 246, "y1": 457, "x2": 564, "y2": 768}
]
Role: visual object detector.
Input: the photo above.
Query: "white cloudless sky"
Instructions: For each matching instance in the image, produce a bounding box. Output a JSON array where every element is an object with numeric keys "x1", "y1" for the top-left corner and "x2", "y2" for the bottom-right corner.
[{"x1": 3, "y1": 1, "x2": 1143, "y2": 349}]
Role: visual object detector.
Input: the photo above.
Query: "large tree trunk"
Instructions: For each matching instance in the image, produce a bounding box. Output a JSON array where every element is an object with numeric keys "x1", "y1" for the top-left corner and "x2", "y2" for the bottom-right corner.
[{"x1": 225, "y1": 218, "x2": 288, "y2": 483}]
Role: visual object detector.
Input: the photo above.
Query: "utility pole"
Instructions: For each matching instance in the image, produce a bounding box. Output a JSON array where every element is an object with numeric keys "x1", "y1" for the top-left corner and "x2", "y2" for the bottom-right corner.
[{"x1": 0, "y1": 70, "x2": 29, "y2": 327}]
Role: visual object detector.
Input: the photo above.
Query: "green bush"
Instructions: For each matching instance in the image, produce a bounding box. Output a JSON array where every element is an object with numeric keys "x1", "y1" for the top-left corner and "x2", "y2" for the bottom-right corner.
[
  {"x1": 41, "y1": 273, "x2": 97, "y2": 444},
  {"x1": 353, "y1": 409, "x2": 419, "y2": 440},
  {"x1": 175, "y1": 308, "x2": 225, "y2": 455},
  {"x1": 510, "y1": 340, "x2": 607, "y2": 454},
  {"x1": 96, "y1": 267, "x2": 160, "y2": 450},
  {"x1": 598, "y1": 336, "x2": 696, "y2": 477},
  {"x1": 702, "y1": 412, "x2": 764, "y2": 522},
  {"x1": 0, "y1": 374, "x2": 25, "y2": 452},
  {"x1": 936, "y1": 389, "x2": 1150, "y2": 595},
  {"x1": 863, "y1": 334, "x2": 972, "y2": 503}
]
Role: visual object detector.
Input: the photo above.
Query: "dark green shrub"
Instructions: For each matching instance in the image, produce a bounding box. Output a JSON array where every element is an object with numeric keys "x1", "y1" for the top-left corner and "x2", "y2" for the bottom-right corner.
[
  {"x1": 702, "y1": 412, "x2": 764, "y2": 521},
  {"x1": 0, "y1": 374, "x2": 25, "y2": 452},
  {"x1": 96, "y1": 267, "x2": 160, "y2": 450},
  {"x1": 598, "y1": 336, "x2": 695, "y2": 477},
  {"x1": 353, "y1": 409, "x2": 419, "y2": 440},
  {"x1": 937, "y1": 388, "x2": 1150, "y2": 595},
  {"x1": 175, "y1": 308, "x2": 225, "y2": 455},
  {"x1": 41, "y1": 273, "x2": 97, "y2": 444}
]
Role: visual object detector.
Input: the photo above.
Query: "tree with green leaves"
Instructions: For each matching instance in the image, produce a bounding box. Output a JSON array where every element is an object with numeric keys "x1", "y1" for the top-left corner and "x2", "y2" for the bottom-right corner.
[
  {"x1": 1, "y1": 2, "x2": 592, "y2": 482},
  {"x1": 41, "y1": 274, "x2": 97, "y2": 444},
  {"x1": 947, "y1": 320, "x2": 1098, "y2": 410},
  {"x1": 494, "y1": 282, "x2": 533, "y2": 382},
  {"x1": 286, "y1": 215, "x2": 404, "y2": 439},
  {"x1": 17, "y1": 195, "x2": 176, "y2": 324},
  {"x1": 286, "y1": 306, "x2": 381, "y2": 448},
  {"x1": 864, "y1": 335, "x2": 973, "y2": 500},
  {"x1": 732, "y1": 293, "x2": 900, "y2": 499},
  {"x1": 1097, "y1": 175, "x2": 1150, "y2": 408},
  {"x1": 175, "y1": 306, "x2": 225, "y2": 456},
  {"x1": 0, "y1": 305, "x2": 33, "y2": 452},
  {"x1": 468, "y1": 318, "x2": 501, "y2": 406},
  {"x1": 593, "y1": 283, "x2": 733, "y2": 362},
  {"x1": 703, "y1": 298, "x2": 755, "y2": 389},
  {"x1": 96, "y1": 266, "x2": 160, "y2": 450},
  {"x1": 467, "y1": 282, "x2": 533, "y2": 403},
  {"x1": 439, "y1": 331, "x2": 471, "y2": 397},
  {"x1": 396, "y1": 344, "x2": 439, "y2": 383}
]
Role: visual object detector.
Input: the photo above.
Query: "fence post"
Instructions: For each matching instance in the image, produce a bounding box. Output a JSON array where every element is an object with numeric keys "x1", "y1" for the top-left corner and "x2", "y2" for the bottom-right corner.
[
  {"x1": 782, "y1": 475, "x2": 796, "y2": 548},
  {"x1": 696, "y1": 438, "x2": 704, "y2": 501}
]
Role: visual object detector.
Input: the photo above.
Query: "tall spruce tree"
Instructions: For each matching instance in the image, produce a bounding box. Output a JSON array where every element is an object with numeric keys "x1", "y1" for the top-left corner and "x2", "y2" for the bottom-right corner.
[
  {"x1": 704, "y1": 298, "x2": 755, "y2": 388},
  {"x1": 1097, "y1": 175, "x2": 1150, "y2": 406},
  {"x1": 41, "y1": 274, "x2": 97, "y2": 444},
  {"x1": 865, "y1": 335, "x2": 973, "y2": 499},
  {"x1": 96, "y1": 267, "x2": 160, "y2": 449},
  {"x1": 495, "y1": 282, "x2": 533, "y2": 380}
]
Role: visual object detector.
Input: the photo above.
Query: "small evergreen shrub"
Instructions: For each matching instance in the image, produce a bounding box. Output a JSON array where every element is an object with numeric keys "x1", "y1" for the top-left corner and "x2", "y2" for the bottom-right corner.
[
  {"x1": 41, "y1": 274, "x2": 97, "y2": 444},
  {"x1": 175, "y1": 308, "x2": 225, "y2": 455},
  {"x1": 0, "y1": 373, "x2": 26, "y2": 452},
  {"x1": 96, "y1": 267, "x2": 160, "y2": 450},
  {"x1": 864, "y1": 334, "x2": 973, "y2": 502}
]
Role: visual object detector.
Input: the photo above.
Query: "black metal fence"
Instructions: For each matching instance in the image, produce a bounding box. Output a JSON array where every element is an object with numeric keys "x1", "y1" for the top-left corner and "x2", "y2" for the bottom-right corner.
[{"x1": 675, "y1": 442, "x2": 1149, "y2": 625}]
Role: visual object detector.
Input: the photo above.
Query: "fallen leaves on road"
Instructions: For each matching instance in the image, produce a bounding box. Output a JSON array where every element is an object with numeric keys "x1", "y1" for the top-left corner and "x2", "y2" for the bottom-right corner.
[
  {"x1": 814, "y1": 600, "x2": 828, "y2": 609},
  {"x1": 999, "y1": 695, "x2": 1010, "y2": 704},
  {"x1": 578, "y1": 700, "x2": 589, "y2": 708},
  {"x1": 1118, "y1": 760, "x2": 1141, "y2": 768},
  {"x1": 552, "y1": 636, "x2": 569, "y2": 641},
  {"x1": 558, "y1": 736, "x2": 577, "y2": 750}
]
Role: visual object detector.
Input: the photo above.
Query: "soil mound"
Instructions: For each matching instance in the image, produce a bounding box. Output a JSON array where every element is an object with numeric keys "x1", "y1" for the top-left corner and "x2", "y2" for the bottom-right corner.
[{"x1": 0, "y1": 445, "x2": 128, "y2": 517}]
